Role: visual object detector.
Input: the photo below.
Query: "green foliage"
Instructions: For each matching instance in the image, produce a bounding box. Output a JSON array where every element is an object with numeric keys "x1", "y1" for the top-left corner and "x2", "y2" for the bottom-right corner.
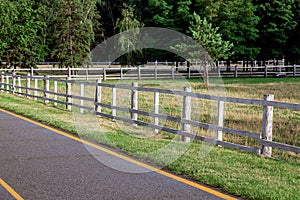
[
  {"x1": 115, "y1": 3, "x2": 144, "y2": 67},
  {"x1": 204, "y1": 0, "x2": 260, "y2": 61},
  {"x1": 115, "y1": 3, "x2": 144, "y2": 32},
  {"x1": 145, "y1": 0, "x2": 192, "y2": 33},
  {"x1": 51, "y1": 0, "x2": 100, "y2": 68},
  {"x1": 254, "y1": 0, "x2": 297, "y2": 59},
  {"x1": 34, "y1": 0, "x2": 61, "y2": 61},
  {"x1": 145, "y1": 0, "x2": 174, "y2": 29},
  {"x1": 189, "y1": 13, "x2": 233, "y2": 61},
  {"x1": 174, "y1": 0, "x2": 193, "y2": 32},
  {"x1": 0, "y1": 0, "x2": 16, "y2": 59},
  {"x1": 287, "y1": 0, "x2": 300, "y2": 62},
  {"x1": 0, "y1": 0, "x2": 46, "y2": 67},
  {"x1": 1, "y1": 0, "x2": 300, "y2": 65},
  {"x1": 189, "y1": 12, "x2": 233, "y2": 87}
]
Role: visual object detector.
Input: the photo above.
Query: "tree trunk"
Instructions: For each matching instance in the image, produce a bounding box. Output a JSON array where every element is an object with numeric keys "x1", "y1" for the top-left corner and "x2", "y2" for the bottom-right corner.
[
  {"x1": 204, "y1": 62, "x2": 209, "y2": 88},
  {"x1": 205, "y1": 66, "x2": 209, "y2": 88}
]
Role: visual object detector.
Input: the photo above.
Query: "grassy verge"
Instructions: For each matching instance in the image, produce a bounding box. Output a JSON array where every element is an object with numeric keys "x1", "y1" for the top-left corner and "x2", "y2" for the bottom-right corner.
[{"x1": 0, "y1": 82, "x2": 300, "y2": 200}]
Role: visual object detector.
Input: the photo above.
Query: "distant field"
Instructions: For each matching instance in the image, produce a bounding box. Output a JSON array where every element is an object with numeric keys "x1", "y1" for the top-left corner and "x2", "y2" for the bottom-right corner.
[
  {"x1": 0, "y1": 77, "x2": 299, "y2": 200},
  {"x1": 98, "y1": 77, "x2": 300, "y2": 160}
]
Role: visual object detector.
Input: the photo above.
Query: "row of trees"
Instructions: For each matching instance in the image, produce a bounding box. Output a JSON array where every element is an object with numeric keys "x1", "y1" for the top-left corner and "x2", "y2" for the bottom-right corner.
[
  {"x1": 0, "y1": 0, "x2": 100, "y2": 68},
  {"x1": 1, "y1": 0, "x2": 300, "y2": 68},
  {"x1": 102, "y1": 0, "x2": 300, "y2": 63}
]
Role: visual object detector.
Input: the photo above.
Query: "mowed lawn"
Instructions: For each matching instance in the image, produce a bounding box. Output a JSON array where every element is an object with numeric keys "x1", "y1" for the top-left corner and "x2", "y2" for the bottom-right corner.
[{"x1": 0, "y1": 77, "x2": 299, "y2": 200}]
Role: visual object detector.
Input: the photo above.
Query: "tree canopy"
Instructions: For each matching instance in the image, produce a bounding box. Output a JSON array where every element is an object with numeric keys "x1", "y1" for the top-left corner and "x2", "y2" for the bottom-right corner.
[
  {"x1": 51, "y1": 0, "x2": 99, "y2": 67},
  {"x1": 1, "y1": 0, "x2": 300, "y2": 67},
  {"x1": 115, "y1": 3, "x2": 144, "y2": 67},
  {"x1": 0, "y1": 0, "x2": 46, "y2": 67}
]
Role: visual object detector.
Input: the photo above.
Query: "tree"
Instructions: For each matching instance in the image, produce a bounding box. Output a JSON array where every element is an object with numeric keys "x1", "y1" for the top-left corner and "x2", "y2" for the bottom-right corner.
[
  {"x1": 254, "y1": 0, "x2": 296, "y2": 60},
  {"x1": 210, "y1": 0, "x2": 260, "y2": 61},
  {"x1": 0, "y1": 0, "x2": 46, "y2": 68},
  {"x1": 144, "y1": 0, "x2": 174, "y2": 29},
  {"x1": 174, "y1": 0, "x2": 193, "y2": 32},
  {"x1": 0, "y1": 0, "x2": 16, "y2": 61},
  {"x1": 33, "y1": 0, "x2": 61, "y2": 62},
  {"x1": 115, "y1": 3, "x2": 144, "y2": 67},
  {"x1": 286, "y1": 0, "x2": 300, "y2": 63},
  {"x1": 143, "y1": 0, "x2": 195, "y2": 61},
  {"x1": 189, "y1": 12, "x2": 233, "y2": 87},
  {"x1": 51, "y1": 0, "x2": 100, "y2": 68}
]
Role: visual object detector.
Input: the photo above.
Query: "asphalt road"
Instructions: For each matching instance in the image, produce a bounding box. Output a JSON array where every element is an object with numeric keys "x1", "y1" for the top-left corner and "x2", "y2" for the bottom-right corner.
[{"x1": 0, "y1": 109, "x2": 236, "y2": 200}]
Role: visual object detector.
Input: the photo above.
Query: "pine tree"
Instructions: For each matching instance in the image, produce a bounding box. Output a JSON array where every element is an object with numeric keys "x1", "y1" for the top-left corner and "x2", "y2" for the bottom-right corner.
[
  {"x1": 189, "y1": 12, "x2": 233, "y2": 87},
  {"x1": 51, "y1": 0, "x2": 99, "y2": 68}
]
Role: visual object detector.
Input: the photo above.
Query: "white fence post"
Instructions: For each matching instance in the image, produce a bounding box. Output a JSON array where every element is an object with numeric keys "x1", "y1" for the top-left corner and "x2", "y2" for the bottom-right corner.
[
  {"x1": 293, "y1": 64, "x2": 296, "y2": 77},
  {"x1": 264, "y1": 65, "x2": 268, "y2": 78},
  {"x1": 31, "y1": 67, "x2": 34, "y2": 77},
  {"x1": 85, "y1": 67, "x2": 89, "y2": 81},
  {"x1": 120, "y1": 68, "x2": 123, "y2": 80},
  {"x1": 66, "y1": 77, "x2": 72, "y2": 111},
  {"x1": 103, "y1": 68, "x2": 106, "y2": 81},
  {"x1": 218, "y1": 67, "x2": 221, "y2": 78},
  {"x1": 155, "y1": 63, "x2": 158, "y2": 80},
  {"x1": 217, "y1": 101, "x2": 225, "y2": 141},
  {"x1": 95, "y1": 79, "x2": 102, "y2": 113},
  {"x1": 261, "y1": 94, "x2": 274, "y2": 157},
  {"x1": 138, "y1": 66, "x2": 141, "y2": 80},
  {"x1": 34, "y1": 78, "x2": 38, "y2": 101},
  {"x1": 131, "y1": 82, "x2": 138, "y2": 125},
  {"x1": 171, "y1": 66, "x2": 175, "y2": 79},
  {"x1": 54, "y1": 81, "x2": 57, "y2": 106},
  {"x1": 182, "y1": 87, "x2": 192, "y2": 142},
  {"x1": 80, "y1": 83, "x2": 84, "y2": 113},
  {"x1": 44, "y1": 75, "x2": 49, "y2": 103},
  {"x1": 154, "y1": 92, "x2": 159, "y2": 133},
  {"x1": 6, "y1": 75, "x2": 9, "y2": 93},
  {"x1": 112, "y1": 87, "x2": 117, "y2": 118},
  {"x1": 1, "y1": 72, "x2": 4, "y2": 91},
  {"x1": 68, "y1": 67, "x2": 71, "y2": 78},
  {"x1": 18, "y1": 76, "x2": 21, "y2": 96},
  {"x1": 26, "y1": 73, "x2": 31, "y2": 98},
  {"x1": 12, "y1": 72, "x2": 16, "y2": 94},
  {"x1": 234, "y1": 65, "x2": 238, "y2": 78}
]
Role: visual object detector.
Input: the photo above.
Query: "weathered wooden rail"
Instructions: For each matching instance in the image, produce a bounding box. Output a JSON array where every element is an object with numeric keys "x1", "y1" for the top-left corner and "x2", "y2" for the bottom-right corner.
[
  {"x1": 0, "y1": 72, "x2": 299, "y2": 157},
  {"x1": 0, "y1": 64, "x2": 299, "y2": 80}
]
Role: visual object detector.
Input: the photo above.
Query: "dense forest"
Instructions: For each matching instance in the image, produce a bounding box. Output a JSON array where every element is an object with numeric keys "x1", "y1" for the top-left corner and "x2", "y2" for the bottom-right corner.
[{"x1": 0, "y1": 0, "x2": 300, "y2": 67}]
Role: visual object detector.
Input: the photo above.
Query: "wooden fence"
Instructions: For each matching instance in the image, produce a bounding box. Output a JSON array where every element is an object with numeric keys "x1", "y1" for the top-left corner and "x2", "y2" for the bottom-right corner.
[
  {"x1": 0, "y1": 65, "x2": 300, "y2": 80},
  {"x1": 0, "y1": 72, "x2": 300, "y2": 157}
]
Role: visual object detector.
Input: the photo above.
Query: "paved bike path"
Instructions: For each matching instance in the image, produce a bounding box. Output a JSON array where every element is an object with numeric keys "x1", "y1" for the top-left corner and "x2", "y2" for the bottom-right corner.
[{"x1": 0, "y1": 109, "x2": 236, "y2": 200}]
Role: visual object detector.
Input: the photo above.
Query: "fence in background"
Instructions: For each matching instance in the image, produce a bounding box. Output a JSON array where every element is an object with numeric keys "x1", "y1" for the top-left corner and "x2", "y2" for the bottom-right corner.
[
  {"x1": 0, "y1": 73, "x2": 300, "y2": 157},
  {"x1": 0, "y1": 65, "x2": 299, "y2": 80}
]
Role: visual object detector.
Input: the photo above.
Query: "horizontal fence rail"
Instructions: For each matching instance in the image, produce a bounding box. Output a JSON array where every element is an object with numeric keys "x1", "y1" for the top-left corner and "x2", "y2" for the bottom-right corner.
[
  {"x1": 0, "y1": 73, "x2": 299, "y2": 157},
  {"x1": 0, "y1": 64, "x2": 300, "y2": 80}
]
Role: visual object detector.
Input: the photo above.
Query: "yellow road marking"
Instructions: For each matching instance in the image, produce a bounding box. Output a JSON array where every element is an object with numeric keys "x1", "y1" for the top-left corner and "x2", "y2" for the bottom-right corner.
[
  {"x1": 0, "y1": 108, "x2": 237, "y2": 200},
  {"x1": 0, "y1": 178, "x2": 24, "y2": 200}
]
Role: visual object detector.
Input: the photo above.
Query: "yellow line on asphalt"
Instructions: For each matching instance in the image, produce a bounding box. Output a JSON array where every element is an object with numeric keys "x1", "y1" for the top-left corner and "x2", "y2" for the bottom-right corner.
[
  {"x1": 0, "y1": 108, "x2": 238, "y2": 200},
  {"x1": 0, "y1": 178, "x2": 24, "y2": 200}
]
